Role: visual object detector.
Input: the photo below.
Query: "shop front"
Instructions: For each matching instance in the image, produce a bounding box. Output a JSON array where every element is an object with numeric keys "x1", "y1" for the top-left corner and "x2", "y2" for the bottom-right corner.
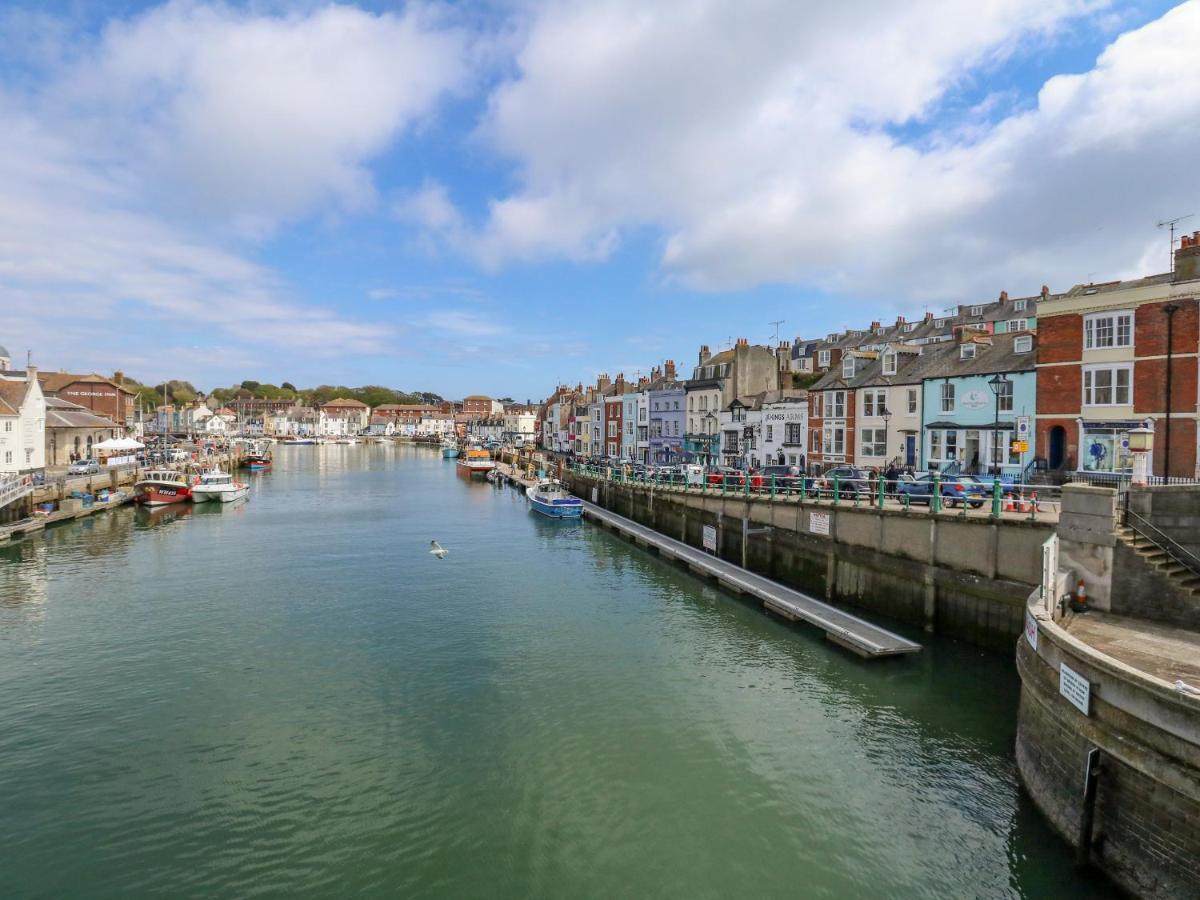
[{"x1": 1076, "y1": 418, "x2": 1149, "y2": 476}]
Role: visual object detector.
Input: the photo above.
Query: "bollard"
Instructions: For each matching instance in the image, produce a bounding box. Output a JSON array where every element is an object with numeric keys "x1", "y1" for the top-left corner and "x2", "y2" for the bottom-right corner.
[
  {"x1": 770, "y1": 475, "x2": 776, "y2": 501},
  {"x1": 876, "y1": 474, "x2": 885, "y2": 510},
  {"x1": 1028, "y1": 490, "x2": 1038, "y2": 521}
]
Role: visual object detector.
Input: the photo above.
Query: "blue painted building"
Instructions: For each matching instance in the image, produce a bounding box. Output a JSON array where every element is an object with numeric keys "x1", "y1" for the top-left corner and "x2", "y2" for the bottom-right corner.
[
  {"x1": 918, "y1": 332, "x2": 1036, "y2": 477},
  {"x1": 647, "y1": 363, "x2": 685, "y2": 464}
]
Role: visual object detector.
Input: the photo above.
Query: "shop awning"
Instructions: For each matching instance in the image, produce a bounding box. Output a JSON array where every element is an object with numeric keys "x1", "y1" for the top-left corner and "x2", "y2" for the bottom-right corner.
[{"x1": 923, "y1": 421, "x2": 1016, "y2": 431}]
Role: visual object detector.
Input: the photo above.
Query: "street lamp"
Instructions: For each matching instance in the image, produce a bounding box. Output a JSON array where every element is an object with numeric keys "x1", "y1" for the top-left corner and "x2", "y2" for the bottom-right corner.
[
  {"x1": 881, "y1": 405, "x2": 892, "y2": 464},
  {"x1": 987, "y1": 374, "x2": 1011, "y2": 475},
  {"x1": 1128, "y1": 426, "x2": 1154, "y2": 486},
  {"x1": 704, "y1": 412, "x2": 717, "y2": 464}
]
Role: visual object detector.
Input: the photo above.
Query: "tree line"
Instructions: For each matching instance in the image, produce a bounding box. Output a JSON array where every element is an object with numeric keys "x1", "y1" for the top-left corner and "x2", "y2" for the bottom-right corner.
[{"x1": 121, "y1": 376, "x2": 443, "y2": 410}]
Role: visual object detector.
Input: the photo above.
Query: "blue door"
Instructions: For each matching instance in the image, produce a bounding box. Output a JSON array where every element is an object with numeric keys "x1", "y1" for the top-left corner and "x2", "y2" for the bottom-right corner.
[{"x1": 905, "y1": 435, "x2": 916, "y2": 467}]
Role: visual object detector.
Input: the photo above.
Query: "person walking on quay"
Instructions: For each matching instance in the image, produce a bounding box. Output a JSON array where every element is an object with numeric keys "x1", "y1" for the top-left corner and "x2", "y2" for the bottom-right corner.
[{"x1": 884, "y1": 461, "x2": 898, "y2": 497}]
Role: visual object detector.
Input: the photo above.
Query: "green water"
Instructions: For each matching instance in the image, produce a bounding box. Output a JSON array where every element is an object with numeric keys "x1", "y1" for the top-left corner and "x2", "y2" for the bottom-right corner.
[{"x1": 0, "y1": 445, "x2": 1111, "y2": 897}]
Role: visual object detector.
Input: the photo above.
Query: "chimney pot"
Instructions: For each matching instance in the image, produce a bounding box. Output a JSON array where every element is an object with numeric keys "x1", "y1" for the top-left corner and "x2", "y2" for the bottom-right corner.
[{"x1": 999, "y1": 290, "x2": 1008, "y2": 301}]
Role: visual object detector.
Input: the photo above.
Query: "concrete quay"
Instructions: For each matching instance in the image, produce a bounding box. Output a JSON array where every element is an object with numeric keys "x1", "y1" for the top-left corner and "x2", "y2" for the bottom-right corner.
[
  {"x1": 1016, "y1": 484, "x2": 1200, "y2": 899},
  {"x1": 565, "y1": 469, "x2": 1050, "y2": 650}
]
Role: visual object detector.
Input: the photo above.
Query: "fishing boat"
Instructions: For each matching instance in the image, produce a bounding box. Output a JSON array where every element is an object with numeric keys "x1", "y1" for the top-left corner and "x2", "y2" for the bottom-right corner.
[
  {"x1": 191, "y1": 470, "x2": 249, "y2": 503},
  {"x1": 133, "y1": 469, "x2": 194, "y2": 506},
  {"x1": 241, "y1": 441, "x2": 273, "y2": 469},
  {"x1": 456, "y1": 446, "x2": 495, "y2": 478},
  {"x1": 527, "y1": 479, "x2": 582, "y2": 518},
  {"x1": 441, "y1": 440, "x2": 460, "y2": 459},
  {"x1": 281, "y1": 437, "x2": 316, "y2": 445}
]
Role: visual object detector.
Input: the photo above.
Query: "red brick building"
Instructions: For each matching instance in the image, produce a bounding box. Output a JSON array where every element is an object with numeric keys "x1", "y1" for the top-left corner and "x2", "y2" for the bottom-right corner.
[
  {"x1": 806, "y1": 353, "x2": 862, "y2": 471},
  {"x1": 1035, "y1": 235, "x2": 1200, "y2": 478},
  {"x1": 374, "y1": 404, "x2": 442, "y2": 422},
  {"x1": 38, "y1": 372, "x2": 136, "y2": 427},
  {"x1": 462, "y1": 395, "x2": 496, "y2": 417}
]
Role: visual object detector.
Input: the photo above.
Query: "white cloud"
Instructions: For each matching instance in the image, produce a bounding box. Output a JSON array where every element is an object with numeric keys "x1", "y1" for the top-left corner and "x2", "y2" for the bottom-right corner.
[
  {"x1": 427, "y1": 0, "x2": 1200, "y2": 301},
  {"x1": 0, "y1": 2, "x2": 472, "y2": 385}
]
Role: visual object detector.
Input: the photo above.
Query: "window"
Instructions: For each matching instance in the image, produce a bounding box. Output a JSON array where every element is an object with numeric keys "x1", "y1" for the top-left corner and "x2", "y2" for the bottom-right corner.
[
  {"x1": 3, "y1": 451, "x2": 9, "y2": 464},
  {"x1": 861, "y1": 428, "x2": 886, "y2": 457},
  {"x1": 766, "y1": 425, "x2": 774, "y2": 442},
  {"x1": 827, "y1": 390, "x2": 846, "y2": 418},
  {"x1": 862, "y1": 389, "x2": 887, "y2": 417},
  {"x1": 882, "y1": 352, "x2": 897, "y2": 375},
  {"x1": 818, "y1": 350, "x2": 831, "y2": 367},
  {"x1": 842, "y1": 356, "x2": 856, "y2": 378},
  {"x1": 827, "y1": 333, "x2": 837, "y2": 342},
  {"x1": 997, "y1": 380, "x2": 1014, "y2": 413},
  {"x1": 785, "y1": 423, "x2": 803, "y2": 445},
  {"x1": 811, "y1": 430, "x2": 821, "y2": 453},
  {"x1": 934, "y1": 318, "x2": 946, "y2": 328},
  {"x1": 1013, "y1": 299, "x2": 1027, "y2": 311},
  {"x1": 724, "y1": 431, "x2": 740, "y2": 452},
  {"x1": 689, "y1": 396, "x2": 694, "y2": 410},
  {"x1": 970, "y1": 305, "x2": 984, "y2": 316},
  {"x1": 607, "y1": 422, "x2": 617, "y2": 437},
  {"x1": 940, "y1": 383, "x2": 955, "y2": 413},
  {"x1": 928, "y1": 428, "x2": 958, "y2": 462},
  {"x1": 673, "y1": 401, "x2": 680, "y2": 410},
  {"x1": 960, "y1": 344, "x2": 976, "y2": 359},
  {"x1": 904, "y1": 322, "x2": 917, "y2": 332},
  {"x1": 1014, "y1": 335, "x2": 1033, "y2": 353},
  {"x1": 1083, "y1": 365, "x2": 1132, "y2": 406},
  {"x1": 907, "y1": 388, "x2": 918, "y2": 415},
  {"x1": 1084, "y1": 311, "x2": 1133, "y2": 350},
  {"x1": 732, "y1": 405, "x2": 746, "y2": 423},
  {"x1": 1007, "y1": 318, "x2": 1027, "y2": 332},
  {"x1": 822, "y1": 424, "x2": 845, "y2": 457}
]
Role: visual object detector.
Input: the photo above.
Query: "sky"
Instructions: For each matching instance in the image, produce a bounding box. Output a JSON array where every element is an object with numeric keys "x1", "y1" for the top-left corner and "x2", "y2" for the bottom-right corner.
[{"x1": 1, "y1": 0, "x2": 1197, "y2": 399}]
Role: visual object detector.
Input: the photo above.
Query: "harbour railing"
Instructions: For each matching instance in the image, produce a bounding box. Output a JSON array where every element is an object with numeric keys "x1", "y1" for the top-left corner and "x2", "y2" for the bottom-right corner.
[
  {"x1": 0, "y1": 473, "x2": 34, "y2": 510},
  {"x1": 565, "y1": 463, "x2": 1062, "y2": 522}
]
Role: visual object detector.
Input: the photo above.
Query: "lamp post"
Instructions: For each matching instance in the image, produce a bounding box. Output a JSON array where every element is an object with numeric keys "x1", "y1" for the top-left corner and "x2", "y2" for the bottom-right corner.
[
  {"x1": 987, "y1": 374, "x2": 1011, "y2": 476},
  {"x1": 1128, "y1": 426, "x2": 1154, "y2": 486},
  {"x1": 881, "y1": 405, "x2": 892, "y2": 463},
  {"x1": 704, "y1": 412, "x2": 716, "y2": 465}
]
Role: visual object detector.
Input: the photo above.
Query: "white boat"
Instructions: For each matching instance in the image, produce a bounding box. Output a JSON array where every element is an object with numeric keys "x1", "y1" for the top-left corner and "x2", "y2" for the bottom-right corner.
[
  {"x1": 282, "y1": 438, "x2": 316, "y2": 445},
  {"x1": 334, "y1": 437, "x2": 358, "y2": 445},
  {"x1": 528, "y1": 479, "x2": 582, "y2": 518},
  {"x1": 190, "y1": 470, "x2": 249, "y2": 503}
]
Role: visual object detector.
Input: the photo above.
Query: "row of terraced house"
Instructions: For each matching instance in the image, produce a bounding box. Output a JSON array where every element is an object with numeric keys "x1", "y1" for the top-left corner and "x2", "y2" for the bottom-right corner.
[{"x1": 537, "y1": 233, "x2": 1200, "y2": 481}]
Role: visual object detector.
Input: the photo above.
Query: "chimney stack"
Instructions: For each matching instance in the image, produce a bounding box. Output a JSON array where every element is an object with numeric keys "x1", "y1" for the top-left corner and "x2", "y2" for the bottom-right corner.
[
  {"x1": 735, "y1": 337, "x2": 748, "y2": 348},
  {"x1": 698, "y1": 344, "x2": 710, "y2": 365},
  {"x1": 999, "y1": 290, "x2": 1008, "y2": 302},
  {"x1": 1040, "y1": 285, "x2": 1050, "y2": 300},
  {"x1": 869, "y1": 320, "x2": 880, "y2": 330},
  {"x1": 924, "y1": 311, "x2": 933, "y2": 321},
  {"x1": 1176, "y1": 231, "x2": 1200, "y2": 282},
  {"x1": 664, "y1": 360, "x2": 676, "y2": 380},
  {"x1": 895, "y1": 315, "x2": 905, "y2": 325}
]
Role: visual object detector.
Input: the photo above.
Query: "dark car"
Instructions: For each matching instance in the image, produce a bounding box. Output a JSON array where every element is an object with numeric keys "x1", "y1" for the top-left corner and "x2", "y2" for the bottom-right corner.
[
  {"x1": 817, "y1": 465, "x2": 871, "y2": 497},
  {"x1": 896, "y1": 473, "x2": 990, "y2": 508},
  {"x1": 760, "y1": 464, "x2": 807, "y2": 492}
]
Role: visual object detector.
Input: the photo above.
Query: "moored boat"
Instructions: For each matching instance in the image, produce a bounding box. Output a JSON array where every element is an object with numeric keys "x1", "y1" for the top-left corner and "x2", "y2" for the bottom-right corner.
[
  {"x1": 241, "y1": 441, "x2": 273, "y2": 469},
  {"x1": 191, "y1": 470, "x2": 249, "y2": 503},
  {"x1": 456, "y1": 446, "x2": 495, "y2": 478},
  {"x1": 441, "y1": 440, "x2": 460, "y2": 459},
  {"x1": 134, "y1": 469, "x2": 194, "y2": 506},
  {"x1": 281, "y1": 438, "x2": 316, "y2": 445},
  {"x1": 527, "y1": 479, "x2": 582, "y2": 518}
]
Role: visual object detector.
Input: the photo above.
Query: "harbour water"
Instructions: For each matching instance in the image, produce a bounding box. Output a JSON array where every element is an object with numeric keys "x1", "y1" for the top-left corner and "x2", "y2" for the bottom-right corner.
[{"x1": 0, "y1": 445, "x2": 1112, "y2": 897}]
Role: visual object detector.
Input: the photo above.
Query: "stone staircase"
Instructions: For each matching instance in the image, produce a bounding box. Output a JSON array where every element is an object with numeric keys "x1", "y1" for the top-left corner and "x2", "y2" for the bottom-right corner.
[{"x1": 1116, "y1": 524, "x2": 1200, "y2": 597}]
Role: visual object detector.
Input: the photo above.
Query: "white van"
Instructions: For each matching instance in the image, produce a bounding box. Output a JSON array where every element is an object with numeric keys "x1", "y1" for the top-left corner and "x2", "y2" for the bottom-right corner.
[{"x1": 683, "y1": 464, "x2": 705, "y2": 486}]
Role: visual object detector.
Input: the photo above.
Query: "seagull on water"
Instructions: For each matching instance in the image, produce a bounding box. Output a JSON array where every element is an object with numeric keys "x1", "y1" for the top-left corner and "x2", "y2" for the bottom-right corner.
[{"x1": 429, "y1": 540, "x2": 448, "y2": 559}]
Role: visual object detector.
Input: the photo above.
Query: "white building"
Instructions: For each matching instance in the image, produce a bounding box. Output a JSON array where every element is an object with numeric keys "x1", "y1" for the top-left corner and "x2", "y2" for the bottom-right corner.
[
  {"x1": 0, "y1": 355, "x2": 47, "y2": 474},
  {"x1": 855, "y1": 344, "x2": 925, "y2": 470},
  {"x1": 502, "y1": 409, "x2": 538, "y2": 444},
  {"x1": 416, "y1": 415, "x2": 455, "y2": 437},
  {"x1": 758, "y1": 393, "x2": 809, "y2": 468}
]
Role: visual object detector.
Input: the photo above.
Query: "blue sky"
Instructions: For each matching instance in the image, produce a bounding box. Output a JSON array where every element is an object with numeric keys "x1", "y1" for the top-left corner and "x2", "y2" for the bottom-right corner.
[{"x1": 1, "y1": 0, "x2": 1195, "y2": 399}]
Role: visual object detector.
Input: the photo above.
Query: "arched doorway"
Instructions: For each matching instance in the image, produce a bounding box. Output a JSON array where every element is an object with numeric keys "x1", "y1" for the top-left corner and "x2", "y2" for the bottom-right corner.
[{"x1": 1049, "y1": 426, "x2": 1066, "y2": 470}]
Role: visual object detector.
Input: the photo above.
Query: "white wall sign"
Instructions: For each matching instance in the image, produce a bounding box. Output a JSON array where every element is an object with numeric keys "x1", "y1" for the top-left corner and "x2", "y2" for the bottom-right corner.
[
  {"x1": 1024, "y1": 609, "x2": 1038, "y2": 650},
  {"x1": 591, "y1": 487, "x2": 598, "y2": 503},
  {"x1": 960, "y1": 389, "x2": 990, "y2": 410},
  {"x1": 809, "y1": 512, "x2": 830, "y2": 536},
  {"x1": 702, "y1": 525, "x2": 717, "y2": 552},
  {"x1": 1059, "y1": 663, "x2": 1091, "y2": 716},
  {"x1": 1016, "y1": 416, "x2": 1031, "y2": 438}
]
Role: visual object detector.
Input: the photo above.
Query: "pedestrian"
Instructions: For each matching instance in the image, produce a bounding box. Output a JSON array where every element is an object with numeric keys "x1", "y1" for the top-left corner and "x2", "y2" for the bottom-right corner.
[{"x1": 885, "y1": 461, "x2": 898, "y2": 496}]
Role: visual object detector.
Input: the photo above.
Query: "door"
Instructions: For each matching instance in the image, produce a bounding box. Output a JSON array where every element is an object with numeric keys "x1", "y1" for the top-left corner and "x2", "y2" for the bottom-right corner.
[
  {"x1": 904, "y1": 435, "x2": 916, "y2": 467},
  {"x1": 1049, "y1": 426, "x2": 1066, "y2": 470},
  {"x1": 964, "y1": 430, "x2": 981, "y2": 473}
]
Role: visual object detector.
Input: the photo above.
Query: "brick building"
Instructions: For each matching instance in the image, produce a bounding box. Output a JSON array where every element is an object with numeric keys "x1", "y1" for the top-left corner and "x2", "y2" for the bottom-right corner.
[
  {"x1": 38, "y1": 372, "x2": 136, "y2": 427},
  {"x1": 1035, "y1": 234, "x2": 1200, "y2": 479}
]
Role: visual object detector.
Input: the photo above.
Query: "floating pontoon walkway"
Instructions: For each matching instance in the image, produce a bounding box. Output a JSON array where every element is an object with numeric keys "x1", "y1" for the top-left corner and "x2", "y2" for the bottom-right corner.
[{"x1": 580, "y1": 501, "x2": 921, "y2": 659}]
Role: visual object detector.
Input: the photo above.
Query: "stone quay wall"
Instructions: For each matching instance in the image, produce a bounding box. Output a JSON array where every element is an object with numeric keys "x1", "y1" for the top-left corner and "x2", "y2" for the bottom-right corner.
[
  {"x1": 565, "y1": 472, "x2": 1051, "y2": 650},
  {"x1": 1017, "y1": 597, "x2": 1200, "y2": 898}
]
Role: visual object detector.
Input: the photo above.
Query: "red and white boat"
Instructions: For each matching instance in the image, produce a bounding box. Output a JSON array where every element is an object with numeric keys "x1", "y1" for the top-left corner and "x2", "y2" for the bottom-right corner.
[{"x1": 134, "y1": 469, "x2": 195, "y2": 506}]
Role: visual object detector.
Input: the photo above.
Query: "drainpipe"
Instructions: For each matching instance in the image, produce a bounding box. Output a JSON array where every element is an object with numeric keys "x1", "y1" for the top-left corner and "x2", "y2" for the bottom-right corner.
[{"x1": 1163, "y1": 303, "x2": 1179, "y2": 478}]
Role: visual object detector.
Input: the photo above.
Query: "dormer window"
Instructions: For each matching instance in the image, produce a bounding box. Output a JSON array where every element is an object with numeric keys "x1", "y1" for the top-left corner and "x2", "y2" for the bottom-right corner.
[
  {"x1": 1013, "y1": 299, "x2": 1027, "y2": 311},
  {"x1": 818, "y1": 350, "x2": 831, "y2": 367},
  {"x1": 827, "y1": 333, "x2": 837, "y2": 342},
  {"x1": 1008, "y1": 318, "x2": 1027, "y2": 333},
  {"x1": 904, "y1": 322, "x2": 917, "y2": 332},
  {"x1": 960, "y1": 344, "x2": 977, "y2": 359},
  {"x1": 882, "y1": 352, "x2": 897, "y2": 376},
  {"x1": 842, "y1": 356, "x2": 856, "y2": 378},
  {"x1": 875, "y1": 326, "x2": 884, "y2": 334},
  {"x1": 1014, "y1": 335, "x2": 1033, "y2": 353},
  {"x1": 969, "y1": 305, "x2": 984, "y2": 316},
  {"x1": 934, "y1": 318, "x2": 946, "y2": 328}
]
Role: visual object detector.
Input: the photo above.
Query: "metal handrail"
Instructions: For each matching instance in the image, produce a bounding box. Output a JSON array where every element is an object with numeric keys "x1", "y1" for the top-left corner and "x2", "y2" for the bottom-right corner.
[{"x1": 1122, "y1": 495, "x2": 1200, "y2": 578}]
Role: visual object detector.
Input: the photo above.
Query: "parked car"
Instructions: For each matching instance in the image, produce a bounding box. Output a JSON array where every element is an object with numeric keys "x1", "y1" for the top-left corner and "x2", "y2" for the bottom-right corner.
[
  {"x1": 68, "y1": 458, "x2": 101, "y2": 475},
  {"x1": 760, "y1": 464, "x2": 807, "y2": 492},
  {"x1": 896, "y1": 473, "x2": 990, "y2": 508},
  {"x1": 816, "y1": 465, "x2": 872, "y2": 497},
  {"x1": 706, "y1": 466, "x2": 743, "y2": 486}
]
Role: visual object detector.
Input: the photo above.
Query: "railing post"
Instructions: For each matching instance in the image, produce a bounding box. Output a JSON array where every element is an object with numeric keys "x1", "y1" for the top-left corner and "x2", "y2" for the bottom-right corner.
[
  {"x1": 833, "y1": 475, "x2": 841, "y2": 505},
  {"x1": 876, "y1": 473, "x2": 884, "y2": 509},
  {"x1": 931, "y1": 471, "x2": 941, "y2": 514},
  {"x1": 991, "y1": 477, "x2": 1001, "y2": 519},
  {"x1": 770, "y1": 475, "x2": 776, "y2": 500}
]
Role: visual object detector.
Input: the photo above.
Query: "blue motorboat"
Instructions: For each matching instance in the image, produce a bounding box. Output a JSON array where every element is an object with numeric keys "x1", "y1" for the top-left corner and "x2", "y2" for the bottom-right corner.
[
  {"x1": 528, "y1": 479, "x2": 582, "y2": 518},
  {"x1": 441, "y1": 440, "x2": 460, "y2": 459}
]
